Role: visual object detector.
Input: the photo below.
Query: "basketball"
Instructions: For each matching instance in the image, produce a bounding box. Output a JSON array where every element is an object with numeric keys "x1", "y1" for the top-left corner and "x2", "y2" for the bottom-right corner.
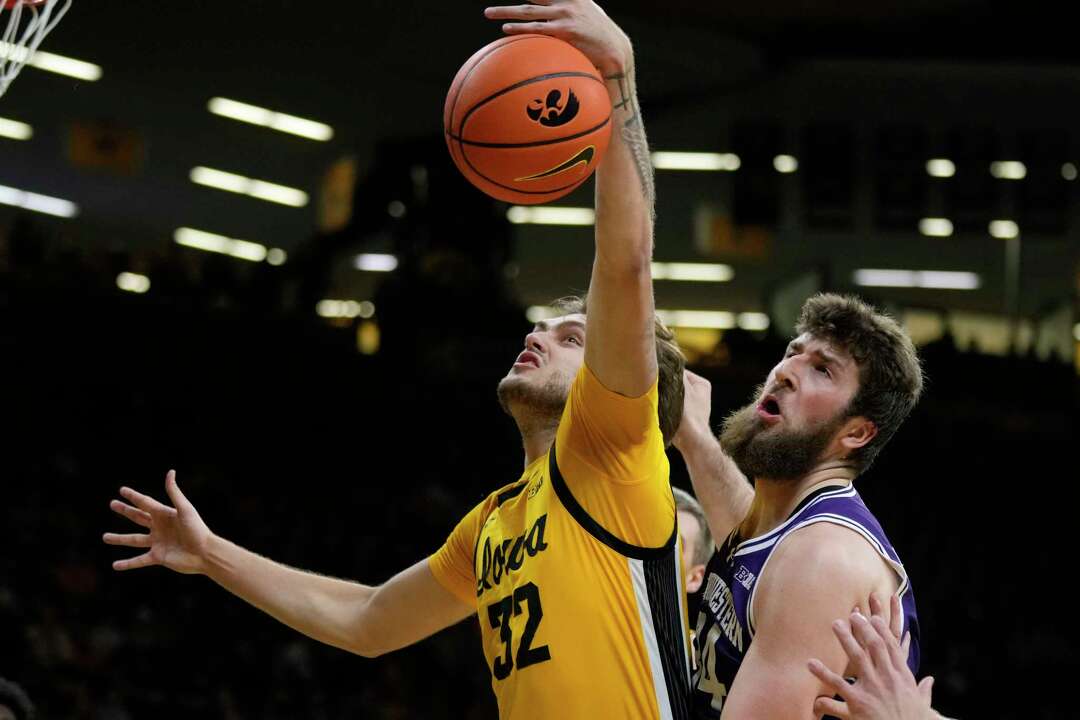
[{"x1": 444, "y1": 34, "x2": 612, "y2": 205}]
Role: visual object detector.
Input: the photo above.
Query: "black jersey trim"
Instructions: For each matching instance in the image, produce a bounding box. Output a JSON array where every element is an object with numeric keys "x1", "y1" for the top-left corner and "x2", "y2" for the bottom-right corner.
[
  {"x1": 644, "y1": 555, "x2": 693, "y2": 719},
  {"x1": 496, "y1": 479, "x2": 529, "y2": 506},
  {"x1": 548, "y1": 446, "x2": 676, "y2": 560}
]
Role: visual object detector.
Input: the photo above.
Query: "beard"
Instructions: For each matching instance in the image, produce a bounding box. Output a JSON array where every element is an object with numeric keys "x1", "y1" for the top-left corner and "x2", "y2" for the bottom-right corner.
[
  {"x1": 719, "y1": 392, "x2": 847, "y2": 482},
  {"x1": 496, "y1": 370, "x2": 572, "y2": 434}
]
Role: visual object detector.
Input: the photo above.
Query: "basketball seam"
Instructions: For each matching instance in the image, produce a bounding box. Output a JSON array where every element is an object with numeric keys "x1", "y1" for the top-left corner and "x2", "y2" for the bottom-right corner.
[
  {"x1": 456, "y1": 70, "x2": 605, "y2": 143},
  {"x1": 448, "y1": 116, "x2": 611, "y2": 149},
  {"x1": 445, "y1": 35, "x2": 536, "y2": 136}
]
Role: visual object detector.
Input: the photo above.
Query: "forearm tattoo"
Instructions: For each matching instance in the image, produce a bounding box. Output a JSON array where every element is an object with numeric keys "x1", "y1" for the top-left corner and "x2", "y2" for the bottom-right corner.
[{"x1": 605, "y1": 68, "x2": 656, "y2": 217}]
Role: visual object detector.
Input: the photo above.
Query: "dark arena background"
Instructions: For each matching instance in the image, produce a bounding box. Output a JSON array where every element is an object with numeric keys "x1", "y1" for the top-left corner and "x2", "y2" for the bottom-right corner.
[{"x1": 2, "y1": 1, "x2": 1078, "y2": 717}]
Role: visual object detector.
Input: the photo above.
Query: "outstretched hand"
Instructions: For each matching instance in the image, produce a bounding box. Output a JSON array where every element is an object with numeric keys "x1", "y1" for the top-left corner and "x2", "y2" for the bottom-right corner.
[
  {"x1": 103, "y1": 470, "x2": 212, "y2": 575},
  {"x1": 808, "y1": 593, "x2": 935, "y2": 720},
  {"x1": 483, "y1": 0, "x2": 632, "y2": 76}
]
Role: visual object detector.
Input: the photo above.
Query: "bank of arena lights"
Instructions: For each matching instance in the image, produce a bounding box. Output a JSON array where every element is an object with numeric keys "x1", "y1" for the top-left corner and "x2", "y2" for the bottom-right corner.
[
  {"x1": 174, "y1": 227, "x2": 286, "y2": 265},
  {"x1": 853, "y1": 269, "x2": 980, "y2": 290},
  {"x1": 207, "y1": 97, "x2": 333, "y2": 141},
  {"x1": 190, "y1": 167, "x2": 308, "y2": 208},
  {"x1": 989, "y1": 220, "x2": 1019, "y2": 239},
  {"x1": 526, "y1": 306, "x2": 768, "y2": 331},
  {"x1": 316, "y1": 300, "x2": 375, "y2": 319},
  {"x1": 353, "y1": 253, "x2": 398, "y2": 272},
  {"x1": 773, "y1": 155, "x2": 798, "y2": 173}
]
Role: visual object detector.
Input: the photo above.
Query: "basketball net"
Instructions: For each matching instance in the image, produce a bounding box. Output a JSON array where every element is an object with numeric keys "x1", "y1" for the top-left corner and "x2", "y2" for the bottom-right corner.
[{"x1": 0, "y1": 0, "x2": 71, "y2": 98}]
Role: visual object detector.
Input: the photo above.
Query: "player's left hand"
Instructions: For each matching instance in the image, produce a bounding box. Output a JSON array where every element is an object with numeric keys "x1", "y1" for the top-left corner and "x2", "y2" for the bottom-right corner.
[
  {"x1": 483, "y1": 1, "x2": 632, "y2": 77},
  {"x1": 807, "y1": 593, "x2": 935, "y2": 720}
]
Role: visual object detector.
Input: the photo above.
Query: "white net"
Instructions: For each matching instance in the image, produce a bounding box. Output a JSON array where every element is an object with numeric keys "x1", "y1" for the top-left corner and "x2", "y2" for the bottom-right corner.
[{"x1": 0, "y1": 0, "x2": 72, "y2": 98}]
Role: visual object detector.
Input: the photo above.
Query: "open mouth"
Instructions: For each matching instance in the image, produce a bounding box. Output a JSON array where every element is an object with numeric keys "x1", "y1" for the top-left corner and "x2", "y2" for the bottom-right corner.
[
  {"x1": 757, "y1": 395, "x2": 782, "y2": 419},
  {"x1": 514, "y1": 351, "x2": 541, "y2": 368}
]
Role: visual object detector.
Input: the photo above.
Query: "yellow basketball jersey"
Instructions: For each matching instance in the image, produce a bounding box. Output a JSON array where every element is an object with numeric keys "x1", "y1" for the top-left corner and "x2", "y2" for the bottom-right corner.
[{"x1": 429, "y1": 364, "x2": 693, "y2": 719}]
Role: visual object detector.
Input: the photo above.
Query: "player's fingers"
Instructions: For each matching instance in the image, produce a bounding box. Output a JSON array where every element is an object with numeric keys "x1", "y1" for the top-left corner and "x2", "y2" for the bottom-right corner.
[
  {"x1": 812, "y1": 696, "x2": 850, "y2": 720},
  {"x1": 498, "y1": 21, "x2": 566, "y2": 36},
  {"x1": 869, "y1": 614, "x2": 908, "y2": 670},
  {"x1": 164, "y1": 470, "x2": 191, "y2": 512},
  {"x1": 889, "y1": 593, "x2": 903, "y2": 640},
  {"x1": 851, "y1": 613, "x2": 891, "y2": 672},
  {"x1": 832, "y1": 618, "x2": 872, "y2": 675},
  {"x1": 484, "y1": 4, "x2": 560, "y2": 22},
  {"x1": 900, "y1": 631, "x2": 911, "y2": 659},
  {"x1": 119, "y1": 486, "x2": 176, "y2": 516},
  {"x1": 807, "y1": 658, "x2": 851, "y2": 698},
  {"x1": 109, "y1": 499, "x2": 152, "y2": 528},
  {"x1": 112, "y1": 552, "x2": 157, "y2": 571},
  {"x1": 102, "y1": 532, "x2": 152, "y2": 548},
  {"x1": 918, "y1": 675, "x2": 934, "y2": 702}
]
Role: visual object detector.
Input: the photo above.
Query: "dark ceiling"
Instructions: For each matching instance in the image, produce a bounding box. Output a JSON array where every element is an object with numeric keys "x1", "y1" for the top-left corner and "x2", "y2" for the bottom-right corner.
[{"x1": 2, "y1": 1, "x2": 1078, "y2": 322}]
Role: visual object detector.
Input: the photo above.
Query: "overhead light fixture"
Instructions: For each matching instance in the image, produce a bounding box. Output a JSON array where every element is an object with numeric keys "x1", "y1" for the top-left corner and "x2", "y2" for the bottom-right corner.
[
  {"x1": 853, "y1": 269, "x2": 980, "y2": 290},
  {"x1": 190, "y1": 166, "x2": 308, "y2": 207},
  {"x1": 652, "y1": 262, "x2": 734, "y2": 282},
  {"x1": 317, "y1": 299, "x2": 374, "y2": 319},
  {"x1": 656, "y1": 310, "x2": 736, "y2": 329},
  {"x1": 990, "y1": 161, "x2": 1026, "y2": 180},
  {"x1": 737, "y1": 312, "x2": 770, "y2": 331},
  {"x1": 116, "y1": 272, "x2": 150, "y2": 294},
  {"x1": 926, "y1": 159, "x2": 955, "y2": 178},
  {"x1": 0, "y1": 42, "x2": 102, "y2": 81},
  {"x1": 918, "y1": 218, "x2": 954, "y2": 237},
  {"x1": 0, "y1": 182, "x2": 77, "y2": 217},
  {"x1": 773, "y1": 155, "x2": 798, "y2": 173},
  {"x1": 507, "y1": 206, "x2": 595, "y2": 226},
  {"x1": 207, "y1": 97, "x2": 334, "y2": 141},
  {"x1": 0, "y1": 116, "x2": 32, "y2": 140},
  {"x1": 174, "y1": 227, "x2": 268, "y2": 263},
  {"x1": 989, "y1": 220, "x2": 1019, "y2": 239},
  {"x1": 1062, "y1": 163, "x2": 1077, "y2": 181},
  {"x1": 651, "y1": 151, "x2": 740, "y2": 171},
  {"x1": 266, "y1": 248, "x2": 287, "y2": 266},
  {"x1": 354, "y1": 253, "x2": 398, "y2": 272}
]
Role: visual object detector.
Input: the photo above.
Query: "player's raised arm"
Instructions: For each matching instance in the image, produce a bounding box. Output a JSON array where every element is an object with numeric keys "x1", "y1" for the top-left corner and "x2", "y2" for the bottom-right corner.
[
  {"x1": 672, "y1": 370, "x2": 754, "y2": 543},
  {"x1": 104, "y1": 471, "x2": 473, "y2": 658},
  {"x1": 486, "y1": 1, "x2": 655, "y2": 395}
]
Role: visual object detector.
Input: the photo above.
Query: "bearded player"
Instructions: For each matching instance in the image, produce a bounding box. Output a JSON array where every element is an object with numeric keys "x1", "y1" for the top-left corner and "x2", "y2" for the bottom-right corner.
[
  {"x1": 104, "y1": 2, "x2": 694, "y2": 718},
  {"x1": 673, "y1": 294, "x2": 924, "y2": 718}
]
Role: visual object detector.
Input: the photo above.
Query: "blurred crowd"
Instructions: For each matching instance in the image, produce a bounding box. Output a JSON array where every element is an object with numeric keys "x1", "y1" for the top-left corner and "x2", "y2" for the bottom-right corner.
[{"x1": 1, "y1": 214, "x2": 1077, "y2": 719}]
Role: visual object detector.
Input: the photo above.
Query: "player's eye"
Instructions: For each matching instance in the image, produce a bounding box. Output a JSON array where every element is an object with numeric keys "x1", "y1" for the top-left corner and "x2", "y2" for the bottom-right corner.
[
  {"x1": 566, "y1": 336, "x2": 581, "y2": 346},
  {"x1": 816, "y1": 365, "x2": 831, "y2": 377}
]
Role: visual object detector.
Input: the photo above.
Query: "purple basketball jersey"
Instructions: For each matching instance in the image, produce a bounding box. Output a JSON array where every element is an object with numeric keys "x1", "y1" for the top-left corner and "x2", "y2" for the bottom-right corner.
[{"x1": 690, "y1": 484, "x2": 920, "y2": 717}]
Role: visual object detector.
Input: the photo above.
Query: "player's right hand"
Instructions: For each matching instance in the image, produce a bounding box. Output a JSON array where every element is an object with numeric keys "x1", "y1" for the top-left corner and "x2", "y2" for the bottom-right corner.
[{"x1": 104, "y1": 470, "x2": 212, "y2": 575}]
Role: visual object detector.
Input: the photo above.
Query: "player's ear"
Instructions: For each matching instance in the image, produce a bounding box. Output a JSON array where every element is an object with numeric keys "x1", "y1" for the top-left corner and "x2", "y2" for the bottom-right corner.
[
  {"x1": 686, "y1": 564, "x2": 706, "y2": 594},
  {"x1": 839, "y1": 417, "x2": 877, "y2": 452}
]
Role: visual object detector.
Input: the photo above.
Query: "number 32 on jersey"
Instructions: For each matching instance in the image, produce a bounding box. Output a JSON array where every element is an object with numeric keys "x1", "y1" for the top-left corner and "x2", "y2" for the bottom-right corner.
[{"x1": 486, "y1": 582, "x2": 551, "y2": 679}]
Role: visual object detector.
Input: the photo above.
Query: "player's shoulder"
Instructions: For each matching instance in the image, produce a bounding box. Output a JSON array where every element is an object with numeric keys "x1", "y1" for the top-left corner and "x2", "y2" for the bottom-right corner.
[{"x1": 768, "y1": 523, "x2": 882, "y2": 588}]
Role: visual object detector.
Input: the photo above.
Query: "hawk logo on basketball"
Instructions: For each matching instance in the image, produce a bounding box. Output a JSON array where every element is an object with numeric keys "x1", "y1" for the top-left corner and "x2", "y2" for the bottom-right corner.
[{"x1": 526, "y1": 89, "x2": 580, "y2": 127}]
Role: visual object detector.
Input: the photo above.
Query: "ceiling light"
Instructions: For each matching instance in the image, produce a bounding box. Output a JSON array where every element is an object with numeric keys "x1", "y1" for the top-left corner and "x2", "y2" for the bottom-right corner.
[
  {"x1": 990, "y1": 161, "x2": 1026, "y2": 180},
  {"x1": 0, "y1": 182, "x2": 77, "y2": 217},
  {"x1": 354, "y1": 253, "x2": 398, "y2": 272},
  {"x1": 853, "y1": 269, "x2": 980, "y2": 290},
  {"x1": 0, "y1": 43, "x2": 102, "y2": 81},
  {"x1": 507, "y1": 206, "x2": 595, "y2": 226},
  {"x1": 174, "y1": 227, "x2": 268, "y2": 263},
  {"x1": 651, "y1": 151, "x2": 740, "y2": 171},
  {"x1": 266, "y1": 248, "x2": 287, "y2": 266},
  {"x1": 0, "y1": 116, "x2": 32, "y2": 140},
  {"x1": 773, "y1": 155, "x2": 798, "y2": 173},
  {"x1": 190, "y1": 166, "x2": 308, "y2": 207},
  {"x1": 116, "y1": 272, "x2": 150, "y2": 294},
  {"x1": 207, "y1": 97, "x2": 333, "y2": 141},
  {"x1": 737, "y1": 312, "x2": 770, "y2": 331},
  {"x1": 1062, "y1": 163, "x2": 1077, "y2": 181},
  {"x1": 988, "y1": 220, "x2": 1019, "y2": 239},
  {"x1": 926, "y1": 159, "x2": 955, "y2": 178},
  {"x1": 652, "y1": 262, "x2": 734, "y2": 282},
  {"x1": 656, "y1": 310, "x2": 736, "y2": 329},
  {"x1": 918, "y1": 218, "x2": 954, "y2": 237}
]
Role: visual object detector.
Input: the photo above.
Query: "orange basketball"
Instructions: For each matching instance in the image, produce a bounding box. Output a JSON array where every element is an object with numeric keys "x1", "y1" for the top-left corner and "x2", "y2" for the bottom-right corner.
[{"x1": 444, "y1": 34, "x2": 612, "y2": 205}]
